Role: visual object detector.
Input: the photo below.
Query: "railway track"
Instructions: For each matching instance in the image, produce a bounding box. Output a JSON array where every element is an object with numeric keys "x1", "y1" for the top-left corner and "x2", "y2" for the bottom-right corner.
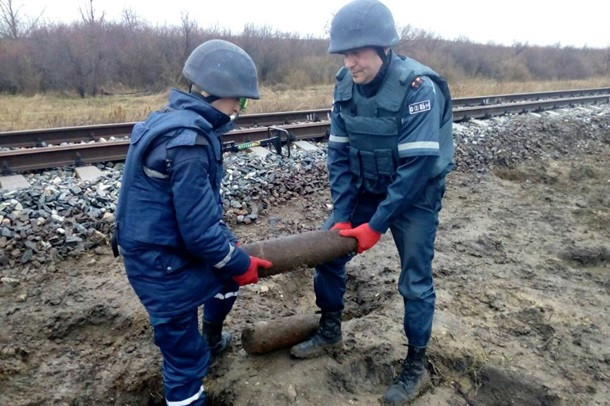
[{"x1": 1, "y1": 88, "x2": 609, "y2": 173}]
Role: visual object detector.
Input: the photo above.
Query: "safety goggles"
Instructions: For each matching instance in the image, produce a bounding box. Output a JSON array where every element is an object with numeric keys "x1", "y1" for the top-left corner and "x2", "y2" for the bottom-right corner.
[{"x1": 239, "y1": 97, "x2": 248, "y2": 112}]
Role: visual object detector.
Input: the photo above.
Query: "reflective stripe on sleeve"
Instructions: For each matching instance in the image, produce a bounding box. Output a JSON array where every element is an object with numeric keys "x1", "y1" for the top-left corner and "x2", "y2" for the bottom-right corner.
[
  {"x1": 398, "y1": 141, "x2": 439, "y2": 152},
  {"x1": 214, "y1": 244, "x2": 235, "y2": 269},
  {"x1": 329, "y1": 134, "x2": 349, "y2": 143},
  {"x1": 143, "y1": 166, "x2": 169, "y2": 179},
  {"x1": 213, "y1": 291, "x2": 239, "y2": 300},
  {"x1": 166, "y1": 385, "x2": 204, "y2": 406}
]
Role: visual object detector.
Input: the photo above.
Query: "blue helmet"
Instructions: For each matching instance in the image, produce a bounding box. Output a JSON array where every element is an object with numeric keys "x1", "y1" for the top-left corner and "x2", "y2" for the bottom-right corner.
[
  {"x1": 182, "y1": 39, "x2": 260, "y2": 99},
  {"x1": 328, "y1": 0, "x2": 400, "y2": 54}
]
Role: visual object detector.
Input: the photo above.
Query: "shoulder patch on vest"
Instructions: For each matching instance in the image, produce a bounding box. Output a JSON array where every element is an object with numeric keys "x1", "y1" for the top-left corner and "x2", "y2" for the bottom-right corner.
[
  {"x1": 408, "y1": 100, "x2": 431, "y2": 115},
  {"x1": 411, "y1": 77, "x2": 424, "y2": 89}
]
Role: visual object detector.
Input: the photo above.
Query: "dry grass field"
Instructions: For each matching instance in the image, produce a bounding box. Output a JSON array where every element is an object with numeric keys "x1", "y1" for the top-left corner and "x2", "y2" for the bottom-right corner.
[{"x1": 0, "y1": 77, "x2": 609, "y2": 132}]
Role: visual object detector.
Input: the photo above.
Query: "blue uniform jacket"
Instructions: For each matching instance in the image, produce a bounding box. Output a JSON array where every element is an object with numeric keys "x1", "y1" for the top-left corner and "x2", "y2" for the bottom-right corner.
[
  {"x1": 328, "y1": 54, "x2": 454, "y2": 233},
  {"x1": 115, "y1": 89, "x2": 250, "y2": 318}
]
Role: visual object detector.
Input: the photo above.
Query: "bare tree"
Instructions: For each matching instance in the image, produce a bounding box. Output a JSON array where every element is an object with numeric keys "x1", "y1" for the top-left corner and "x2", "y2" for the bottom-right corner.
[
  {"x1": 420, "y1": 31, "x2": 440, "y2": 56},
  {"x1": 398, "y1": 24, "x2": 419, "y2": 50},
  {"x1": 2, "y1": 14, "x2": 608, "y2": 94},
  {"x1": 121, "y1": 8, "x2": 141, "y2": 32},
  {"x1": 512, "y1": 41, "x2": 528, "y2": 56},
  {"x1": 0, "y1": 0, "x2": 42, "y2": 39},
  {"x1": 180, "y1": 11, "x2": 198, "y2": 60},
  {"x1": 79, "y1": 0, "x2": 104, "y2": 25}
]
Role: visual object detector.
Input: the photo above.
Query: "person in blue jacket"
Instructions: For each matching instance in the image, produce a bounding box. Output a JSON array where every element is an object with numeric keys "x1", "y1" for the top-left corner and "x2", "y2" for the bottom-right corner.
[
  {"x1": 114, "y1": 39, "x2": 272, "y2": 406},
  {"x1": 290, "y1": 1, "x2": 454, "y2": 404}
]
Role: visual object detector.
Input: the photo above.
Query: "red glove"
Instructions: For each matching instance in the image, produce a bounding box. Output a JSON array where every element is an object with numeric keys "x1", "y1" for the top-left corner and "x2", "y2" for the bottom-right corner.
[
  {"x1": 339, "y1": 223, "x2": 381, "y2": 254},
  {"x1": 232, "y1": 256, "x2": 273, "y2": 286},
  {"x1": 331, "y1": 221, "x2": 352, "y2": 231}
]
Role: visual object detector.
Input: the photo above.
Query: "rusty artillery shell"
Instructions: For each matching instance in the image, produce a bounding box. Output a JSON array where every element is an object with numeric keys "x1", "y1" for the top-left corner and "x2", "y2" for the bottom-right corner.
[
  {"x1": 241, "y1": 230, "x2": 357, "y2": 277},
  {"x1": 241, "y1": 313, "x2": 320, "y2": 355}
]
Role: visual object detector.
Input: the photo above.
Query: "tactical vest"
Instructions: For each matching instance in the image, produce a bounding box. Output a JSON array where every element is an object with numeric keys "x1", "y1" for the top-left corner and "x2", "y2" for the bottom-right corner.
[
  {"x1": 334, "y1": 54, "x2": 454, "y2": 194},
  {"x1": 115, "y1": 109, "x2": 222, "y2": 249}
]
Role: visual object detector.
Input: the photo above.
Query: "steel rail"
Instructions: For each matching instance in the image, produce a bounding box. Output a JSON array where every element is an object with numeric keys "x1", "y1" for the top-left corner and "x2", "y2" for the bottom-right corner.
[
  {"x1": 0, "y1": 110, "x2": 333, "y2": 149},
  {"x1": 452, "y1": 86, "x2": 610, "y2": 107},
  {"x1": 0, "y1": 94, "x2": 608, "y2": 173},
  {"x1": 452, "y1": 94, "x2": 610, "y2": 120},
  {"x1": 1, "y1": 87, "x2": 609, "y2": 149},
  {"x1": 0, "y1": 123, "x2": 135, "y2": 149},
  {"x1": 0, "y1": 123, "x2": 332, "y2": 173}
]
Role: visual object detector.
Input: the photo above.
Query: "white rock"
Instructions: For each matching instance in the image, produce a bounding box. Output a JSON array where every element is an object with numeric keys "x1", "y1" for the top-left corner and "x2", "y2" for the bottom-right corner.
[{"x1": 1, "y1": 277, "x2": 20, "y2": 286}]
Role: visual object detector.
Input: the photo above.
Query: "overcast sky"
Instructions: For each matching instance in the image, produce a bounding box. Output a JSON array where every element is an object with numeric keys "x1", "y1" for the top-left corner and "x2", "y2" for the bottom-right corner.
[{"x1": 19, "y1": 0, "x2": 610, "y2": 48}]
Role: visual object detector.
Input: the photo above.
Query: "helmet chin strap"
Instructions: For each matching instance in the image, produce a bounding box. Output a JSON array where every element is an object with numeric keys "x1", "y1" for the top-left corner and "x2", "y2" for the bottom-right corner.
[
  {"x1": 189, "y1": 83, "x2": 220, "y2": 104},
  {"x1": 189, "y1": 82, "x2": 237, "y2": 123},
  {"x1": 375, "y1": 47, "x2": 390, "y2": 65}
]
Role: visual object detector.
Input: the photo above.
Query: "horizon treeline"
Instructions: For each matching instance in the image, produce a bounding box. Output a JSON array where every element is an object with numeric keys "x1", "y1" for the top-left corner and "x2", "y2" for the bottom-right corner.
[{"x1": 1, "y1": 12, "x2": 609, "y2": 97}]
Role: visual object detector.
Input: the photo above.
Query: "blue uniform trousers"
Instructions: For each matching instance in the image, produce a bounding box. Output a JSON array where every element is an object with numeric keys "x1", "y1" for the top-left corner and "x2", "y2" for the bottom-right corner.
[
  {"x1": 149, "y1": 286, "x2": 238, "y2": 406},
  {"x1": 314, "y1": 177, "x2": 445, "y2": 347}
]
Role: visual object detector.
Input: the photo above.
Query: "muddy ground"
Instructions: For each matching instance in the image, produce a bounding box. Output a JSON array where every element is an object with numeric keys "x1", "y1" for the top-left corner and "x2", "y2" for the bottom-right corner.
[{"x1": 1, "y1": 110, "x2": 609, "y2": 405}]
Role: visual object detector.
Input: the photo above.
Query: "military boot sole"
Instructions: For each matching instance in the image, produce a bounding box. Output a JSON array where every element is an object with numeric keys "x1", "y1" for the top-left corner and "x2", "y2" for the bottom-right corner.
[
  {"x1": 382, "y1": 370, "x2": 431, "y2": 405},
  {"x1": 290, "y1": 339, "x2": 342, "y2": 359}
]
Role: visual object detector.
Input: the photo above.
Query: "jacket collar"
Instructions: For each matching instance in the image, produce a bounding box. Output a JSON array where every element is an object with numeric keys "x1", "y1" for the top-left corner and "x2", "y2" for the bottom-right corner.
[{"x1": 167, "y1": 88, "x2": 231, "y2": 130}]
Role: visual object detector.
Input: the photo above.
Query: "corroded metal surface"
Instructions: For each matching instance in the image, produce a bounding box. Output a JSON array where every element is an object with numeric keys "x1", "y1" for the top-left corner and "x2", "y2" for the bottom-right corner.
[
  {"x1": 241, "y1": 313, "x2": 320, "y2": 355},
  {"x1": 241, "y1": 229, "x2": 358, "y2": 277}
]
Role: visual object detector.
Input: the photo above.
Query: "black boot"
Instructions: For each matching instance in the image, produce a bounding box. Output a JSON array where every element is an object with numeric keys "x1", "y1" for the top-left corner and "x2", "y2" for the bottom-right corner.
[
  {"x1": 383, "y1": 346, "x2": 431, "y2": 405},
  {"x1": 202, "y1": 320, "x2": 232, "y2": 358},
  {"x1": 290, "y1": 311, "x2": 342, "y2": 359}
]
